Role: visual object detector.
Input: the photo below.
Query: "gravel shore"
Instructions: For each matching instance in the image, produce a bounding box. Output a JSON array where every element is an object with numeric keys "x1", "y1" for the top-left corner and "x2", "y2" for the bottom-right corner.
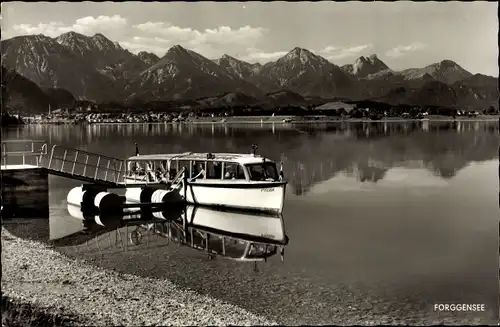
[{"x1": 1, "y1": 227, "x2": 276, "y2": 326}]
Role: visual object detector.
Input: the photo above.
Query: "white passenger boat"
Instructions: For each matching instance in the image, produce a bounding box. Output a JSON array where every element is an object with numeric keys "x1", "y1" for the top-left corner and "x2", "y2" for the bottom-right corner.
[{"x1": 123, "y1": 147, "x2": 287, "y2": 214}]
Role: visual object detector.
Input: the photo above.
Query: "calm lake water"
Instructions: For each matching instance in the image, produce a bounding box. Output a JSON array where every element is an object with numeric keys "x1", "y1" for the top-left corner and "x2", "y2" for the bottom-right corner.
[{"x1": 3, "y1": 121, "x2": 499, "y2": 325}]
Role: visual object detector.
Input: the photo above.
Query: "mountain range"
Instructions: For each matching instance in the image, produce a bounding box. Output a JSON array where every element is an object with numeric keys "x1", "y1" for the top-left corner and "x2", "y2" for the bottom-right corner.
[
  {"x1": 1, "y1": 32, "x2": 498, "y2": 113},
  {"x1": 2, "y1": 66, "x2": 76, "y2": 113}
]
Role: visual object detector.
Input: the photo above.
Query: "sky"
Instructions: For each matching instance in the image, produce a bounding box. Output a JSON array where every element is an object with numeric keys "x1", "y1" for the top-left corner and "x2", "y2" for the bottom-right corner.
[{"x1": 1, "y1": 1, "x2": 498, "y2": 76}]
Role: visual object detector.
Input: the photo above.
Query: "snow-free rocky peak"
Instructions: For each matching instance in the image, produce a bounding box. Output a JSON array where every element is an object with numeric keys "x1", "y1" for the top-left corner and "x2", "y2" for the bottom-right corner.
[
  {"x1": 279, "y1": 47, "x2": 329, "y2": 66},
  {"x1": 264, "y1": 47, "x2": 334, "y2": 77},
  {"x1": 214, "y1": 54, "x2": 261, "y2": 80},
  {"x1": 155, "y1": 45, "x2": 218, "y2": 74},
  {"x1": 137, "y1": 51, "x2": 160, "y2": 66},
  {"x1": 1, "y1": 33, "x2": 119, "y2": 102},
  {"x1": 92, "y1": 33, "x2": 123, "y2": 50},
  {"x1": 56, "y1": 32, "x2": 119, "y2": 52},
  {"x1": 342, "y1": 54, "x2": 390, "y2": 78},
  {"x1": 166, "y1": 45, "x2": 190, "y2": 57},
  {"x1": 252, "y1": 46, "x2": 353, "y2": 98},
  {"x1": 128, "y1": 44, "x2": 263, "y2": 101},
  {"x1": 399, "y1": 59, "x2": 472, "y2": 84},
  {"x1": 55, "y1": 31, "x2": 133, "y2": 71}
]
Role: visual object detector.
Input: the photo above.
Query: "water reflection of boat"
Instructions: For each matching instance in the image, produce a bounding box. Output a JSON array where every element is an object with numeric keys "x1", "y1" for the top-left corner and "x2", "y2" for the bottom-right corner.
[
  {"x1": 60, "y1": 204, "x2": 288, "y2": 268},
  {"x1": 55, "y1": 204, "x2": 164, "y2": 246},
  {"x1": 139, "y1": 205, "x2": 288, "y2": 263}
]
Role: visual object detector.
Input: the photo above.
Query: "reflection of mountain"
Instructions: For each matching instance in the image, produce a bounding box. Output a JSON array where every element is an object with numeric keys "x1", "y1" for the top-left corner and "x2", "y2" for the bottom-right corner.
[
  {"x1": 309, "y1": 166, "x2": 452, "y2": 195},
  {"x1": 284, "y1": 121, "x2": 498, "y2": 194},
  {"x1": 345, "y1": 162, "x2": 388, "y2": 183},
  {"x1": 11, "y1": 121, "x2": 499, "y2": 196}
]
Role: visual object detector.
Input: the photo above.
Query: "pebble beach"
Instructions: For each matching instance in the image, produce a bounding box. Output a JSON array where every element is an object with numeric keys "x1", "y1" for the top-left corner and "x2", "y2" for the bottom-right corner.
[{"x1": 1, "y1": 227, "x2": 276, "y2": 326}]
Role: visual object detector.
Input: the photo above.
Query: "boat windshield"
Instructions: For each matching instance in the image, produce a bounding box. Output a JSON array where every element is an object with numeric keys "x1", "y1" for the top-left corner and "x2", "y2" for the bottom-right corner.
[{"x1": 245, "y1": 162, "x2": 279, "y2": 181}]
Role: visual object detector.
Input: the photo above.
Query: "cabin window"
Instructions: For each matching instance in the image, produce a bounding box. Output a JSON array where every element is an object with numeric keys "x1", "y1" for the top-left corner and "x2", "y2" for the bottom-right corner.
[
  {"x1": 178, "y1": 160, "x2": 190, "y2": 178},
  {"x1": 129, "y1": 161, "x2": 146, "y2": 176},
  {"x1": 153, "y1": 160, "x2": 168, "y2": 180},
  {"x1": 163, "y1": 160, "x2": 176, "y2": 180},
  {"x1": 223, "y1": 163, "x2": 246, "y2": 180},
  {"x1": 146, "y1": 161, "x2": 154, "y2": 171},
  {"x1": 168, "y1": 222, "x2": 184, "y2": 244},
  {"x1": 127, "y1": 160, "x2": 140, "y2": 175},
  {"x1": 127, "y1": 160, "x2": 156, "y2": 182},
  {"x1": 246, "y1": 244, "x2": 276, "y2": 259},
  {"x1": 207, "y1": 235, "x2": 224, "y2": 253},
  {"x1": 222, "y1": 238, "x2": 247, "y2": 258},
  {"x1": 159, "y1": 160, "x2": 168, "y2": 173},
  {"x1": 206, "y1": 161, "x2": 223, "y2": 179},
  {"x1": 245, "y1": 162, "x2": 279, "y2": 181},
  {"x1": 191, "y1": 161, "x2": 206, "y2": 179},
  {"x1": 145, "y1": 161, "x2": 157, "y2": 182},
  {"x1": 186, "y1": 230, "x2": 223, "y2": 252}
]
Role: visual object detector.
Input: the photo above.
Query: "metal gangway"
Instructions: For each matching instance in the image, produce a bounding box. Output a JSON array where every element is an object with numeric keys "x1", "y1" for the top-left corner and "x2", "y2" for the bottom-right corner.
[{"x1": 1, "y1": 140, "x2": 172, "y2": 188}]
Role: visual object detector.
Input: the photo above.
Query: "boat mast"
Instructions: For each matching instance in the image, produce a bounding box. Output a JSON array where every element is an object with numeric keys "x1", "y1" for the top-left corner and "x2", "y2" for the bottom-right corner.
[{"x1": 251, "y1": 144, "x2": 258, "y2": 156}]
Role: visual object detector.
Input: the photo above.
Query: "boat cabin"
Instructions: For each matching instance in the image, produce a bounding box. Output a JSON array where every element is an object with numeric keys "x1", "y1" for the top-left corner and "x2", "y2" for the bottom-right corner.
[{"x1": 125, "y1": 152, "x2": 282, "y2": 183}]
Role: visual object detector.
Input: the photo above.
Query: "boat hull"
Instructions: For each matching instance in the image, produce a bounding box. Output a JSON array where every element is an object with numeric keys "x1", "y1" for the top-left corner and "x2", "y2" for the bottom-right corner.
[{"x1": 185, "y1": 181, "x2": 286, "y2": 214}]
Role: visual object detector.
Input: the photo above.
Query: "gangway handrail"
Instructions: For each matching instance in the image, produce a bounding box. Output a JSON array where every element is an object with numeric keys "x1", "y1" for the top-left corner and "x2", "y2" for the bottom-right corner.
[
  {"x1": 47, "y1": 145, "x2": 127, "y2": 185},
  {"x1": 1, "y1": 139, "x2": 48, "y2": 168},
  {"x1": 3, "y1": 142, "x2": 184, "y2": 187},
  {"x1": 48, "y1": 145, "x2": 127, "y2": 164},
  {"x1": 48, "y1": 158, "x2": 124, "y2": 179}
]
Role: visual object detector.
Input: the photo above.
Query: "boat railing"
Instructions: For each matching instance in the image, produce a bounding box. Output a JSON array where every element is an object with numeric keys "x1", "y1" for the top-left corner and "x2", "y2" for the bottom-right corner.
[
  {"x1": 124, "y1": 163, "x2": 187, "y2": 186},
  {"x1": 47, "y1": 145, "x2": 127, "y2": 184},
  {"x1": 124, "y1": 167, "x2": 152, "y2": 184},
  {"x1": 1, "y1": 139, "x2": 48, "y2": 168},
  {"x1": 170, "y1": 167, "x2": 186, "y2": 189}
]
